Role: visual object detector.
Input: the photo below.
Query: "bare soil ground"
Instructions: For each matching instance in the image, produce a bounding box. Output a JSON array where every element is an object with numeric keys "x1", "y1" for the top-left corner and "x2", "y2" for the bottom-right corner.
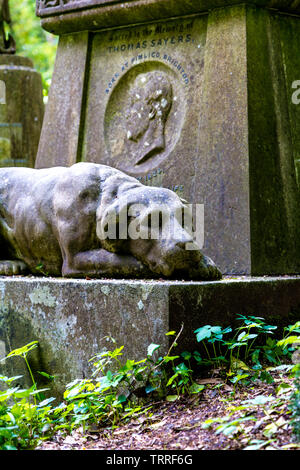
[{"x1": 36, "y1": 377, "x2": 298, "y2": 451}]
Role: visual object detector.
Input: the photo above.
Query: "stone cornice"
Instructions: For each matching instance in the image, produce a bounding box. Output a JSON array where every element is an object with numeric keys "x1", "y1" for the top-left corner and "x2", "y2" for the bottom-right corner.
[{"x1": 36, "y1": 1, "x2": 300, "y2": 35}]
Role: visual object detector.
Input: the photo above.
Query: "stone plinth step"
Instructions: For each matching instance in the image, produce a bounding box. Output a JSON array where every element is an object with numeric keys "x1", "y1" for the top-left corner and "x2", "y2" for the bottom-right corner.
[{"x1": 0, "y1": 275, "x2": 299, "y2": 397}]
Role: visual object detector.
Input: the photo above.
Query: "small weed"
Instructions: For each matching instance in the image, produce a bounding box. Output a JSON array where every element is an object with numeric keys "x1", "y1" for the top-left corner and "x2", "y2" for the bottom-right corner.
[
  {"x1": 0, "y1": 326, "x2": 204, "y2": 449},
  {"x1": 199, "y1": 317, "x2": 300, "y2": 447},
  {"x1": 0, "y1": 342, "x2": 55, "y2": 449}
]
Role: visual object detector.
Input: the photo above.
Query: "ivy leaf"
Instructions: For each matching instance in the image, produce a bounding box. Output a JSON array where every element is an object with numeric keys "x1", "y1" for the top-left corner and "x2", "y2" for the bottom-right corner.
[
  {"x1": 147, "y1": 344, "x2": 160, "y2": 357},
  {"x1": 263, "y1": 422, "x2": 278, "y2": 438},
  {"x1": 117, "y1": 395, "x2": 127, "y2": 404},
  {"x1": 166, "y1": 395, "x2": 179, "y2": 402},
  {"x1": 194, "y1": 325, "x2": 212, "y2": 342},
  {"x1": 189, "y1": 383, "x2": 205, "y2": 394},
  {"x1": 6, "y1": 341, "x2": 38, "y2": 358}
]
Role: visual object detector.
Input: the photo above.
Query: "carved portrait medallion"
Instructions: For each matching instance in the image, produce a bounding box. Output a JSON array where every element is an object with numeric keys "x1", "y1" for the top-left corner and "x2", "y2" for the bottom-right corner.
[{"x1": 104, "y1": 63, "x2": 186, "y2": 174}]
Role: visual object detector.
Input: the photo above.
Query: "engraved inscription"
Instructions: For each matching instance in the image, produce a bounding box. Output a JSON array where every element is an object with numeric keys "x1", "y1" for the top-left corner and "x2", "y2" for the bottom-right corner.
[
  {"x1": 136, "y1": 168, "x2": 184, "y2": 196},
  {"x1": 105, "y1": 53, "x2": 190, "y2": 94},
  {"x1": 39, "y1": 0, "x2": 61, "y2": 7},
  {"x1": 107, "y1": 21, "x2": 195, "y2": 42},
  {"x1": 107, "y1": 34, "x2": 193, "y2": 54},
  {"x1": 103, "y1": 19, "x2": 196, "y2": 95}
]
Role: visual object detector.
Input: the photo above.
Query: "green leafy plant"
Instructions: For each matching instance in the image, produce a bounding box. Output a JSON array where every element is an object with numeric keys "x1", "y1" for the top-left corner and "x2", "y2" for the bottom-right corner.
[
  {"x1": 225, "y1": 315, "x2": 278, "y2": 365},
  {"x1": 277, "y1": 321, "x2": 300, "y2": 352},
  {"x1": 202, "y1": 389, "x2": 298, "y2": 449},
  {"x1": 276, "y1": 322, "x2": 300, "y2": 442},
  {"x1": 194, "y1": 325, "x2": 232, "y2": 368},
  {"x1": 0, "y1": 328, "x2": 207, "y2": 449},
  {"x1": 0, "y1": 342, "x2": 56, "y2": 450},
  {"x1": 197, "y1": 317, "x2": 289, "y2": 365},
  {"x1": 199, "y1": 319, "x2": 300, "y2": 448},
  {"x1": 88, "y1": 326, "x2": 204, "y2": 406},
  {"x1": 193, "y1": 316, "x2": 300, "y2": 397},
  {"x1": 5, "y1": 341, "x2": 40, "y2": 403},
  {"x1": 1, "y1": 318, "x2": 299, "y2": 450}
]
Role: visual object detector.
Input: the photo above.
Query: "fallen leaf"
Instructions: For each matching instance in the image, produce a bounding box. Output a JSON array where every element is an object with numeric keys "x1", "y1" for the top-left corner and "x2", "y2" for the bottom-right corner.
[
  {"x1": 150, "y1": 420, "x2": 168, "y2": 430},
  {"x1": 64, "y1": 436, "x2": 78, "y2": 445},
  {"x1": 275, "y1": 416, "x2": 287, "y2": 428},
  {"x1": 113, "y1": 429, "x2": 131, "y2": 435},
  {"x1": 196, "y1": 378, "x2": 223, "y2": 385}
]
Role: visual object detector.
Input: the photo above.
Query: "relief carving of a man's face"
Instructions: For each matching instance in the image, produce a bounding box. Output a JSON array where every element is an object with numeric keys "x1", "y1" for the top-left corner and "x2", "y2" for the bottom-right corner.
[{"x1": 125, "y1": 72, "x2": 173, "y2": 166}]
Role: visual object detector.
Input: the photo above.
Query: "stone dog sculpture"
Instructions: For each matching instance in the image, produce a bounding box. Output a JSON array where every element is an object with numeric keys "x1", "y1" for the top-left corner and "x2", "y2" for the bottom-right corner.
[{"x1": 0, "y1": 162, "x2": 221, "y2": 280}]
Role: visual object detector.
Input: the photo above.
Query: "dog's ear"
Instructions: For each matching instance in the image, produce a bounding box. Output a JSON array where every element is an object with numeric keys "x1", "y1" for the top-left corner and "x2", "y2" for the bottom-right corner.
[
  {"x1": 96, "y1": 173, "x2": 141, "y2": 253},
  {"x1": 100, "y1": 174, "x2": 141, "y2": 208},
  {"x1": 179, "y1": 197, "x2": 189, "y2": 205}
]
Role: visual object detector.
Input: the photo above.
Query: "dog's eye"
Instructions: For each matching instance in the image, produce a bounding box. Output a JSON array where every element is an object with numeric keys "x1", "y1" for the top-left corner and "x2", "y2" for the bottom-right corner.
[{"x1": 79, "y1": 186, "x2": 98, "y2": 201}]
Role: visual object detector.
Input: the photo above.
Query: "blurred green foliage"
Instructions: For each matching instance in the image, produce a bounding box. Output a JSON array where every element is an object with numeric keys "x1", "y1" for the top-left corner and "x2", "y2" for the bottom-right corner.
[{"x1": 9, "y1": 0, "x2": 57, "y2": 99}]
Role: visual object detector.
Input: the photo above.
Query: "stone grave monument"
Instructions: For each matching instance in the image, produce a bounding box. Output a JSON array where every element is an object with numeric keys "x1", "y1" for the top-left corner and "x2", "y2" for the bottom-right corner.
[
  {"x1": 0, "y1": 0, "x2": 299, "y2": 396},
  {"x1": 35, "y1": 0, "x2": 300, "y2": 276},
  {"x1": 0, "y1": 0, "x2": 44, "y2": 168}
]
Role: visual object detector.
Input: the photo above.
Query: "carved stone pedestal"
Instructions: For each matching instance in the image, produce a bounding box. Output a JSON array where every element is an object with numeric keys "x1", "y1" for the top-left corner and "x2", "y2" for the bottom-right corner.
[{"x1": 35, "y1": 0, "x2": 300, "y2": 275}]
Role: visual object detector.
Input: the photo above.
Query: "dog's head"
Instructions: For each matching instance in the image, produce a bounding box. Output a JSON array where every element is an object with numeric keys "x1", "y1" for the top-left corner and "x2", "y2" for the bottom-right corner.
[{"x1": 96, "y1": 173, "x2": 203, "y2": 277}]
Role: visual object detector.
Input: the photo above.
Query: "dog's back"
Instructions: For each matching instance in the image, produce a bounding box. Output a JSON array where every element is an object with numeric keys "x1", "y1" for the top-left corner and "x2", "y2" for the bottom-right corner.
[{"x1": 0, "y1": 167, "x2": 70, "y2": 272}]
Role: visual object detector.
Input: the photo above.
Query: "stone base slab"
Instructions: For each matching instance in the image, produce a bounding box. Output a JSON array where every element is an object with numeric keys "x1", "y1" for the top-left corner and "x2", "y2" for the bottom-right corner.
[{"x1": 0, "y1": 275, "x2": 299, "y2": 397}]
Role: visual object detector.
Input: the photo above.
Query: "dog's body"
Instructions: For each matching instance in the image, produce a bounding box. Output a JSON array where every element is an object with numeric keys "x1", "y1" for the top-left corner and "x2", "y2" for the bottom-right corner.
[{"x1": 0, "y1": 162, "x2": 221, "y2": 280}]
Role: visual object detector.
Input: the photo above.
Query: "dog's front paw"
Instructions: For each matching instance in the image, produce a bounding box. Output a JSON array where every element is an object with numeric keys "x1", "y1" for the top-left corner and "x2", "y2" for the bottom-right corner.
[
  {"x1": 0, "y1": 260, "x2": 28, "y2": 276},
  {"x1": 189, "y1": 255, "x2": 222, "y2": 281}
]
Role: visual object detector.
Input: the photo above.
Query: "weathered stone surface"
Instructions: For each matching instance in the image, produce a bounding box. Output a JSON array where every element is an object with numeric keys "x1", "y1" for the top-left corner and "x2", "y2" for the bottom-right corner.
[
  {"x1": 0, "y1": 277, "x2": 170, "y2": 397},
  {"x1": 196, "y1": 5, "x2": 250, "y2": 275},
  {"x1": 169, "y1": 275, "x2": 300, "y2": 353},
  {"x1": 277, "y1": 14, "x2": 300, "y2": 189},
  {"x1": 246, "y1": 8, "x2": 300, "y2": 275},
  {"x1": 37, "y1": 1, "x2": 300, "y2": 35},
  {"x1": 36, "y1": 4, "x2": 300, "y2": 275},
  {"x1": 81, "y1": 14, "x2": 207, "y2": 196},
  {"x1": 0, "y1": 162, "x2": 221, "y2": 280},
  {"x1": 0, "y1": 55, "x2": 44, "y2": 168},
  {"x1": 195, "y1": 5, "x2": 300, "y2": 275},
  {"x1": 36, "y1": 32, "x2": 89, "y2": 168},
  {"x1": 0, "y1": 275, "x2": 299, "y2": 397}
]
